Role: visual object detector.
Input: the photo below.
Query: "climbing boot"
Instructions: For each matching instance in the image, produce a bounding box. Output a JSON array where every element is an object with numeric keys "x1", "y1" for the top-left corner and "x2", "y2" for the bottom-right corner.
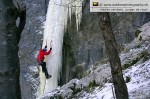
[{"x1": 46, "y1": 75, "x2": 52, "y2": 79}]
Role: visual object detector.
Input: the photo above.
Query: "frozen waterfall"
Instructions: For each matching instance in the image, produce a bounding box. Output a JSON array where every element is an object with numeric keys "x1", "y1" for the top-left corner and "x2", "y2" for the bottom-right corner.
[{"x1": 38, "y1": 0, "x2": 83, "y2": 97}]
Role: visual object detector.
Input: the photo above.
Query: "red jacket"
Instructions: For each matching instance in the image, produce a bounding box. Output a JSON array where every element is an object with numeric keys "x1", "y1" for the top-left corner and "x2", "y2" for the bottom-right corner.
[{"x1": 36, "y1": 49, "x2": 52, "y2": 61}]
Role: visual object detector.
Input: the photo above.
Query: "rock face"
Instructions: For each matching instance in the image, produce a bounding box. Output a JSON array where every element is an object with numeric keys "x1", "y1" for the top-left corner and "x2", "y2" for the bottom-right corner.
[
  {"x1": 16, "y1": 0, "x2": 150, "y2": 98},
  {"x1": 0, "y1": 0, "x2": 21, "y2": 98},
  {"x1": 61, "y1": 0, "x2": 150, "y2": 85},
  {"x1": 1, "y1": 0, "x2": 150, "y2": 99},
  {"x1": 18, "y1": 0, "x2": 49, "y2": 98}
]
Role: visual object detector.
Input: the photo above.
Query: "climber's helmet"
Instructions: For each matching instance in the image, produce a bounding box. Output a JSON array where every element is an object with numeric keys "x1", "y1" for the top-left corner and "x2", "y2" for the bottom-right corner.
[{"x1": 43, "y1": 47, "x2": 47, "y2": 52}]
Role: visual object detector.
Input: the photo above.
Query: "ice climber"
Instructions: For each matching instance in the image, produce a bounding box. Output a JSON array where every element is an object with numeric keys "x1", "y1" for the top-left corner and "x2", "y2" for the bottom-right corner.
[{"x1": 37, "y1": 44, "x2": 52, "y2": 79}]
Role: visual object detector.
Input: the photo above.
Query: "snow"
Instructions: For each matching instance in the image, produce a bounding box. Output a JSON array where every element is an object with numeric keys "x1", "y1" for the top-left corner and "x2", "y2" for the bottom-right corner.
[
  {"x1": 79, "y1": 60, "x2": 150, "y2": 99},
  {"x1": 29, "y1": 65, "x2": 39, "y2": 73},
  {"x1": 38, "y1": 59, "x2": 150, "y2": 99}
]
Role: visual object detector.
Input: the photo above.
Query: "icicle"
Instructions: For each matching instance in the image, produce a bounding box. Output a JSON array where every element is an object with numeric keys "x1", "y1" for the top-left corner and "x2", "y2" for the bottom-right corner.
[{"x1": 71, "y1": 0, "x2": 82, "y2": 31}]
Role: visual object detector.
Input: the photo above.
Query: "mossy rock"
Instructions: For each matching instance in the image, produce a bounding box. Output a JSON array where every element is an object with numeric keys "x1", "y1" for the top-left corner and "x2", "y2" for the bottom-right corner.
[
  {"x1": 123, "y1": 57, "x2": 140, "y2": 69},
  {"x1": 135, "y1": 44, "x2": 141, "y2": 48},
  {"x1": 88, "y1": 80, "x2": 98, "y2": 88},
  {"x1": 69, "y1": 83, "x2": 81, "y2": 95},
  {"x1": 123, "y1": 50, "x2": 150, "y2": 69},
  {"x1": 125, "y1": 76, "x2": 131, "y2": 83},
  {"x1": 72, "y1": 64, "x2": 84, "y2": 78},
  {"x1": 135, "y1": 30, "x2": 142, "y2": 38},
  {"x1": 141, "y1": 50, "x2": 150, "y2": 62},
  {"x1": 100, "y1": 57, "x2": 109, "y2": 64},
  {"x1": 50, "y1": 95, "x2": 64, "y2": 99},
  {"x1": 139, "y1": 36, "x2": 142, "y2": 41}
]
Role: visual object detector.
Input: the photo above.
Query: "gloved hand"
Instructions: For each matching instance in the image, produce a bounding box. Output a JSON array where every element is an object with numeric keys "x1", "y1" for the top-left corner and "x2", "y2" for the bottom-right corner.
[
  {"x1": 50, "y1": 47, "x2": 52, "y2": 50},
  {"x1": 45, "y1": 45, "x2": 47, "y2": 48}
]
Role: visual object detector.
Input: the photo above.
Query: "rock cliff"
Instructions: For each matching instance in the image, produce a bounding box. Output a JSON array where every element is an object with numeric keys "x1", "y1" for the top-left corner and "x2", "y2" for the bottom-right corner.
[{"x1": 0, "y1": 0, "x2": 150, "y2": 99}]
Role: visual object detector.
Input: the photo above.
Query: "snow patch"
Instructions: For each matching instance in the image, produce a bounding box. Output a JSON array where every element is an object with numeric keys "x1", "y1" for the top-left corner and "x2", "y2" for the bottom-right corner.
[
  {"x1": 29, "y1": 65, "x2": 39, "y2": 73},
  {"x1": 80, "y1": 60, "x2": 150, "y2": 99}
]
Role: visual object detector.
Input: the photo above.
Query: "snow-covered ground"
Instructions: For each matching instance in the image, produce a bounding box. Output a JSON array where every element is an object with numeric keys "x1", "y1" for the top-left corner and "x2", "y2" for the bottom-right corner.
[
  {"x1": 76, "y1": 21, "x2": 150, "y2": 99},
  {"x1": 79, "y1": 59, "x2": 150, "y2": 99},
  {"x1": 38, "y1": 58, "x2": 150, "y2": 99}
]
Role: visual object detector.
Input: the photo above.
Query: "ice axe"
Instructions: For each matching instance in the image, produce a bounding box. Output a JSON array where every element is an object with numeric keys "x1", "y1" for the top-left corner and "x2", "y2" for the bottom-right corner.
[
  {"x1": 49, "y1": 40, "x2": 53, "y2": 50},
  {"x1": 45, "y1": 40, "x2": 47, "y2": 48}
]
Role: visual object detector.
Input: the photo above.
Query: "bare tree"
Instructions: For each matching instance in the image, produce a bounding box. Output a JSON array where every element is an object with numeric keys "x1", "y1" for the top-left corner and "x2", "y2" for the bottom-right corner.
[{"x1": 98, "y1": 12, "x2": 129, "y2": 99}]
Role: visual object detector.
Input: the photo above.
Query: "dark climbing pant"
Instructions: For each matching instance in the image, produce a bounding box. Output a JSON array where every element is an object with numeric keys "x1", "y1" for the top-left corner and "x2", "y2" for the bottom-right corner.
[{"x1": 39, "y1": 61, "x2": 49, "y2": 77}]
